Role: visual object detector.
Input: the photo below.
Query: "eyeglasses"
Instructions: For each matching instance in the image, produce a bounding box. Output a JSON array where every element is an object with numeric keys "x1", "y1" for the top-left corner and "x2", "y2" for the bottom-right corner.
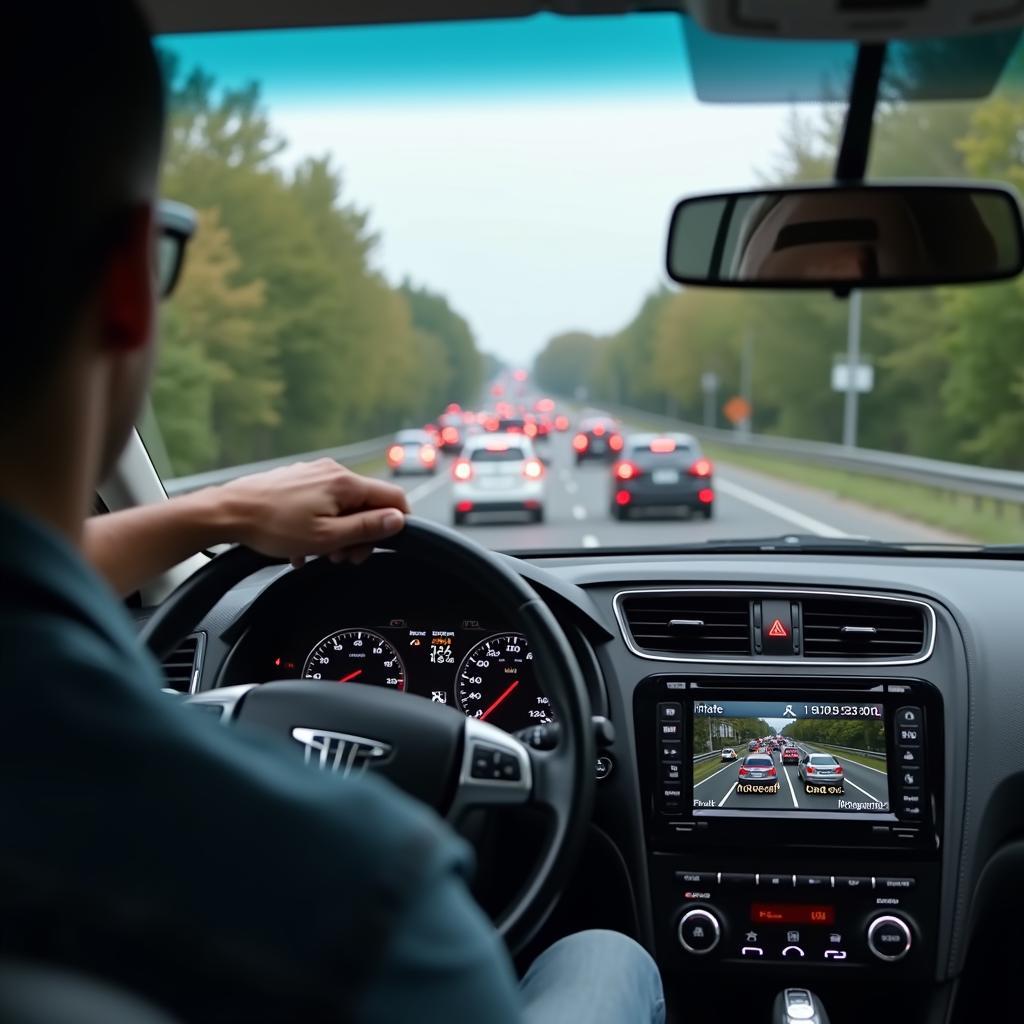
[{"x1": 156, "y1": 199, "x2": 197, "y2": 299}]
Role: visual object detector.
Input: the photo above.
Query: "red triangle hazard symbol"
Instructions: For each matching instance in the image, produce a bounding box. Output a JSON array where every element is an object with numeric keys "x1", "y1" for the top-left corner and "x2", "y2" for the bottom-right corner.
[{"x1": 767, "y1": 618, "x2": 788, "y2": 639}]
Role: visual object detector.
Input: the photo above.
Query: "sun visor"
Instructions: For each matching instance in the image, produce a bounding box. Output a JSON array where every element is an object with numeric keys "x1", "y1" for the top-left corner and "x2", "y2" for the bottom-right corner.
[{"x1": 683, "y1": 18, "x2": 1022, "y2": 103}]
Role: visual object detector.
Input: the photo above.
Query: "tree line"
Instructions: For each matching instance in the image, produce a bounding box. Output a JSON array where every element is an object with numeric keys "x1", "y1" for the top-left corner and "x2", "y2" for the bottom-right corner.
[
  {"x1": 152, "y1": 57, "x2": 485, "y2": 475},
  {"x1": 783, "y1": 718, "x2": 886, "y2": 754},
  {"x1": 535, "y1": 46, "x2": 1024, "y2": 469}
]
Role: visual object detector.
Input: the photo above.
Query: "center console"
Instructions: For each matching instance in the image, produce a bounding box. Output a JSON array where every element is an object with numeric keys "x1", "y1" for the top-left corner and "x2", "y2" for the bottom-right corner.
[{"x1": 634, "y1": 675, "x2": 943, "y2": 980}]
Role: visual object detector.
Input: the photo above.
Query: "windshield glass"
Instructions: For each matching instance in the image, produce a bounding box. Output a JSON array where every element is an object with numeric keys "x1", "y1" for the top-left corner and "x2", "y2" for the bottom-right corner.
[{"x1": 146, "y1": 14, "x2": 1024, "y2": 551}]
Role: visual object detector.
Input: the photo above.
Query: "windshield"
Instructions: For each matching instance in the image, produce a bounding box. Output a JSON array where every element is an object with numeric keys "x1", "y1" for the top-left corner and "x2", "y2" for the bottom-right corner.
[{"x1": 146, "y1": 14, "x2": 1024, "y2": 552}]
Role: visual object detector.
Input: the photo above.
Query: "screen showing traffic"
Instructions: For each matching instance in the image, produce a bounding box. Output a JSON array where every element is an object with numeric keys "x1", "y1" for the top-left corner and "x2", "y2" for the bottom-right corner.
[{"x1": 691, "y1": 700, "x2": 889, "y2": 814}]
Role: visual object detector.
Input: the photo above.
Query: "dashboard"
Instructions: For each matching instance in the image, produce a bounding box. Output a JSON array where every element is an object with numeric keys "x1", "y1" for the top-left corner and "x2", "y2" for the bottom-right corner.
[{"x1": 175, "y1": 547, "x2": 1024, "y2": 1024}]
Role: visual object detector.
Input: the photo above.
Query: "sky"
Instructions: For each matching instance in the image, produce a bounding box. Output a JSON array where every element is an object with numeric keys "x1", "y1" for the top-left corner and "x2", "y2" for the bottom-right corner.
[{"x1": 161, "y1": 14, "x2": 835, "y2": 366}]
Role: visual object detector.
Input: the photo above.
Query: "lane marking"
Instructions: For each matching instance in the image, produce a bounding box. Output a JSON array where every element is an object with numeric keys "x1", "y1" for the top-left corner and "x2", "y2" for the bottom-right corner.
[
  {"x1": 404, "y1": 473, "x2": 450, "y2": 505},
  {"x1": 693, "y1": 760, "x2": 738, "y2": 788},
  {"x1": 581, "y1": 534, "x2": 600, "y2": 548},
  {"x1": 572, "y1": 504, "x2": 587, "y2": 521},
  {"x1": 782, "y1": 764, "x2": 800, "y2": 807},
  {"x1": 715, "y1": 477, "x2": 848, "y2": 538},
  {"x1": 565, "y1": 480, "x2": 579, "y2": 495},
  {"x1": 844, "y1": 777, "x2": 885, "y2": 803},
  {"x1": 718, "y1": 781, "x2": 738, "y2": 808}
]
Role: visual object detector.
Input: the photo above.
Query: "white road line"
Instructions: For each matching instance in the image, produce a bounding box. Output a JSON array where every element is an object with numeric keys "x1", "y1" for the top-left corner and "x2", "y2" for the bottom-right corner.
[
  {"x1": 782, "y1": 765, "x2": 799, "y2": 807},
  {"x1": 572, "y1": 504, "x2": 587, "y2": 521},
  {"x1": 845, "y1": 778, "x2": 885, "y2": 803},
  {"x1": 404, "y1": 473, "x2": 450, "y2": 505},
  {"x1": 581, "y1": 534, "x2": 600, "y2": 548},
  {"x1": 718, "y1": 781, "x2": 738, "y2": 808},
  {"x1": 565, "y1": 480, "x2": 579, "y2": 495},
  {"x1": 693, "y1": 760, "x2": 737, "y2": 788},
  {"x1": 715, "y1": 477, "x2": 848, "y2": 538}
]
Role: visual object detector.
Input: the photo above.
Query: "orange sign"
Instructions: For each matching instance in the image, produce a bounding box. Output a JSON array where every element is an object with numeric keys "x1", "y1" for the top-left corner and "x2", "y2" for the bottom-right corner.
[{"x1": 723, "y1": 395, "x2": 751, "y2": 425}]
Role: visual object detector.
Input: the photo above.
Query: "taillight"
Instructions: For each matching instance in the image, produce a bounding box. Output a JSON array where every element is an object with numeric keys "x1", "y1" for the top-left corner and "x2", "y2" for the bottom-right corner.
[
  {"x1": 738, "y1": 766, "x2": 749, "y2": 777},
  {"x1": 593, "y1": 423, "x2": 606, "y2": 437},
  {"x1": 524, "y1": 422, "x2": 538, "y2": 437},
  {"x1": 614, "y1": 489, "x2": 631, "y2": 506},
  {"x1": 768, "y1": 767, "x2": 777, "y2": 776},
  {"x1": 609, "y1": 433, "x2": 624, "y2": 452},
  {"x1": 698, "y1": 487, "x2": 714, "y2": 504},
  {"x1": 420, "y1": 444, "x2": 436, "y2": 464},
  {"x1": 441, "y1": 426, "x2": 460, "y2": 445},
  {"x1": 485, "y1": 417, "x2": 499, "y2": 431},
  {"x1": 835, "y1": 765, "x2": 843, "y2": 773},
  {"x1": 650, "y1": 437, "x2": 676, "y2": 453},
  {"x1": 522, "y1": 458, "x2": 544, "y2": 480},
  {"x1": 572, "y1": 433, "x2": 589, "y2": 452},
  {"x1": 452, "y1": 459, "x2": 473, "y2": 481},
  {"x1": 555, "y1": 415, "x2": 569, "y2": 431},
  {"x1": 614, "y1": 461, "x2": 640, "y2": 481},
  {"x1": 387, "y1": 445, "x2": 405, "y2": 465},
  {"x1": 690, "y1": 457, "x2": 713, "y2": 477}
]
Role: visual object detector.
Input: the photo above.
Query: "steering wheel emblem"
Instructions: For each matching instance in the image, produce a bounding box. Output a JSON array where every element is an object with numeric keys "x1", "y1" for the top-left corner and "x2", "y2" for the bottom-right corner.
[{"x1": 291, "y1": 726, "x2": 391, "y2": 776}]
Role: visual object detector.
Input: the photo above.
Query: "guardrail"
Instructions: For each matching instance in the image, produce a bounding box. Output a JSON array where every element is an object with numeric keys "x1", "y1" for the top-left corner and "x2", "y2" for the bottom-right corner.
[
  {"x1": 588, "y1": 399, "x2": 1024, "y2": 507},
  {"x1": 693, "y1": 748, "x2": 734, "y2": 763},
  {"x1": 164, "y1": 435, "x2": 393, "y2": 496}
]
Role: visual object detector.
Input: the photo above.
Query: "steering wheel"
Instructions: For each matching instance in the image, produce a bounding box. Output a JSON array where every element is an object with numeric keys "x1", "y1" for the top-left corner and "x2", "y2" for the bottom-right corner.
[{"x1": 140, "y1": 517, "x2": 595, "y2": 953}]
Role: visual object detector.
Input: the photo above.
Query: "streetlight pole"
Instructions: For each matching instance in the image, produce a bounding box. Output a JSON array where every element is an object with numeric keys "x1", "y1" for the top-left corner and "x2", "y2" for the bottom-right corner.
[{"x1": 842, "y1": 290, "x2": 862, "y2": 448}]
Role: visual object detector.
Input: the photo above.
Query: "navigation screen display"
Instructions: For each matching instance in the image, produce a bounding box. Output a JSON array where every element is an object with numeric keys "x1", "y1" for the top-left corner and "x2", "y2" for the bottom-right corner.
[{"x1": 691, "y1": 700, "x2": 890, "y2": 814}]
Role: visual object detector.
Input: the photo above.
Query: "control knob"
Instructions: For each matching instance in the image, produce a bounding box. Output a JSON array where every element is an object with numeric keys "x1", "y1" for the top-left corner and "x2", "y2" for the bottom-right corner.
[
  {"x1": 867, "y1": 915, "x2": 912, "y2": 962},
  {"x1": 677, "y1": 907, "x2": 721, "y2": 955}
]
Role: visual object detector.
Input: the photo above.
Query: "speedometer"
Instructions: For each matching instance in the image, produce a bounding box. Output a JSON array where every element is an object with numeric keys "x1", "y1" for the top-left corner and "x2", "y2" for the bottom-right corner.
[
  {"x1": 455, "y1": 632, "x2": 553, "y2": 731},
  {"x1": 302, "y1": 629, "x2": 406, "y2": 690}
]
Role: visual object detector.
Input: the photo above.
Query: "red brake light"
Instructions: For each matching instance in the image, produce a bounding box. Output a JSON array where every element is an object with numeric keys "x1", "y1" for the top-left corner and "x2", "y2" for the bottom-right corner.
[
  {"x1": 614, "y1": 489, "x2": 632, "y2": 506},
  {"x1": 768, "y1": 767, "x2": 777, "y2": 776},
  {"x1": 650, "y1": 437, "x2": 676, "y2": 453},
  {"x1": 554, "y1": 415, "x2": 569, "y2": 431},
  {"x1": 452, "y1": 459, "x2": 473, "y2": 481},
  {"x1": 608, "y1": 433, "x2": 624, "y2": 452},
  {"x1": 690, "y1": 458, "x2": 713, "y2": 478},
  {"x1": 524, "y1": 422, "x2": 538, "y2": 437},
  {"x1": 420, "y1": 444, "x2": 437, "y2": 464},
  {"x1": 614, "y1": 460, "x2": 639, "y2": 481},
  {"x1": 522, "y1": 458, "x2": 544, "y2": 480},
  {"x1": 698, "y1": 487, "x2": 714, "y2": 504},
  {"x1": 592, "y1": 423, "x2": 605, "y2": 437},
  {"x1": 835, "y1": 765, "x2": 843, "y2": 773},
  {"x1": 387, "y1": 445, "x2": 405, "y2": 464},
  {"x1": 485, "y1": 440, "x2": 509, "y2": 452},
  {"x1": 441, "y1": 426, "x2": 460, "y2": 445},
  {"x1": 738, "y1": 766, "x2": 749, "y2": 776},
  {"x1": 572, "y1": 433, "x2": 589, "y2": 452}
]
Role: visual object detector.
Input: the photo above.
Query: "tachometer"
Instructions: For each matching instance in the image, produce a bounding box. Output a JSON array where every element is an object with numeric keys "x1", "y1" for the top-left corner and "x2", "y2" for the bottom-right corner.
[
  {"x1": 302, "y1": 629, "x2": 406, "y2": 690},
  {"x1": 455, "y1": 632, "x2": 552, "y2": 731}
]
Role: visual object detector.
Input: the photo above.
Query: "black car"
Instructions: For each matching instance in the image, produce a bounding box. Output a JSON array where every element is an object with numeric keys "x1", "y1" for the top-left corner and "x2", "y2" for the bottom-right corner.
[
  {"x1": 609, "y1": 433, "x2": 714, "y2": 519},
  {"x1": 572, "y1": 416, "x2": 624, "y2": 464}
]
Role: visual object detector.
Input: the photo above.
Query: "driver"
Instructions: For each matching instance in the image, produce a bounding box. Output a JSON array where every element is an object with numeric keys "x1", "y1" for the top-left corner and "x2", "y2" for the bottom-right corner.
[{"x1": 2, "y1": 3, "x2": 664, "y2": 1023}]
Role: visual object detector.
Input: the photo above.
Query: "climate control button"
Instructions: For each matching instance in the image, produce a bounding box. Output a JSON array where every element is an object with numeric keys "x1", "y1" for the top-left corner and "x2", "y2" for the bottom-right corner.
[
  {"x1": 677, "y1": 907, "x2": 721, "y2": 955},
  {"x1": 867, "y1": 915, "x2": 912, "y2": 962}
]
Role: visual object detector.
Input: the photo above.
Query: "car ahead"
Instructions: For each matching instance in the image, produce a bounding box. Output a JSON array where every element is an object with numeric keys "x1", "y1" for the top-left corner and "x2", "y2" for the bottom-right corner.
[
  {"x1": 437, "y1": 412, "x2": 464, "y2": 453},
  {"x1": 798, "y1": 753, "x2": 845, "y2": 790},
  {"x1": 782, "y1": 746, "x2": 801, "y2": 765},
  {"x1": 736, "y1": 754, "x2": 778, "y2": 789},
  {"x1": 572, "y1": 416, "x2": 624, "y2": 465},
  {"x1": 610, "y1": 433, "x2": 714, "y2": 520},
  {"x1": 451, "y1": 434, "x2": 546, "y2": 525},
  {"x1": 747, "y1": 740, "x2": 759, "y2": 752},
  {"x1": 386, "y1": 429, "x2": 438, "y2": 476},
  {"x1": 720, "y1": 747, "x2": 738, "y2": 762}
]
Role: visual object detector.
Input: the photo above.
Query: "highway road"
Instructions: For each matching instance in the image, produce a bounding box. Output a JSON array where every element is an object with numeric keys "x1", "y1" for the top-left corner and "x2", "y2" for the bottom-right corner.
[
  {"x1": 383, "y1": 429, "x2": 962, "y2": 551},
  {"x1": 693, "y1": 743, "x2": 890, "y2": 813}
]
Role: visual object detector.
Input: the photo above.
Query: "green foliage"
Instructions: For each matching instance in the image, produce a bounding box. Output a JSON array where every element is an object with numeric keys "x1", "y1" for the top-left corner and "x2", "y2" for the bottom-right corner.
[
  {"x1": 784, "y1": 717, "x2": 886, "y2": 753},
  {"x1": 152, "y1": 60, "x2": 483, "y2": 475}
]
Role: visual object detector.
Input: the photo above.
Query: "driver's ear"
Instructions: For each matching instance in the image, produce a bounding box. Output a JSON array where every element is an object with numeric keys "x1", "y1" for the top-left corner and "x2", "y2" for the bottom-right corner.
[{"x1": 98, "y1": 203, "x2": 158, "y2": 355}]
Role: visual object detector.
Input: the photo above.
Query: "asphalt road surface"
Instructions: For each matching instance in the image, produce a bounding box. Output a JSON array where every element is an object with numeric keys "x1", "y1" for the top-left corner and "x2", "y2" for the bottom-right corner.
[
  {"x1": 383, "y1": 429, "x2": 960, "y2": 551},
  {"x1": 693, "y1": 743, "x2": 889, "y2": 812}
]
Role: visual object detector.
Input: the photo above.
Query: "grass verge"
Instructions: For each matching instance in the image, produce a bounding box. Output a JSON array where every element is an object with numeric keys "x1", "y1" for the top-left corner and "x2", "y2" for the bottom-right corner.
[{"x1": 703, "y1": 443, "x2": 1024, "y2": 544}]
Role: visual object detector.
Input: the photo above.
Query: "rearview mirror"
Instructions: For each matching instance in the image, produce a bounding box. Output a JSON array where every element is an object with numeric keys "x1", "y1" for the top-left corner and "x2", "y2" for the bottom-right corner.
[{"x1": 666, "y1": 183, "x2": 1024, "y2": 289}]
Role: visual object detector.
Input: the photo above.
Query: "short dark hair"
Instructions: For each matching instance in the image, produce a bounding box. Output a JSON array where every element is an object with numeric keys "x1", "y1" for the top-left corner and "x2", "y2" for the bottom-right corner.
[{"x1": 11, "y1": 0, "x2": 165, "y2": 399}]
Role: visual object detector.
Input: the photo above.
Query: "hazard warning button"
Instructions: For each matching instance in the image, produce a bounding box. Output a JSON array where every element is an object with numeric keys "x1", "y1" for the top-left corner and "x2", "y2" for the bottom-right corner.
[
  {"x1": 767, "y1": 618, "x2": 788, "y2": 638},
  {"x1": 761, "y1": 600, "x2": 794, "y2": 655}
]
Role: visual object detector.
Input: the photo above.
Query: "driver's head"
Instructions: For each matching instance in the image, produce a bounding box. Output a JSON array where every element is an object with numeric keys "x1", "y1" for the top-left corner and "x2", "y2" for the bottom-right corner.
[{"x1": 10, "y1": 1, "x2": 164, "y2": 487}]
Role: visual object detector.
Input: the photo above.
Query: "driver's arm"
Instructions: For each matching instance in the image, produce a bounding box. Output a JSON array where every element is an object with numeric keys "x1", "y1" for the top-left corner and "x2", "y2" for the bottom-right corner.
[{"x1": 85, "y1": 460, "x2": 410, "y2": 596}]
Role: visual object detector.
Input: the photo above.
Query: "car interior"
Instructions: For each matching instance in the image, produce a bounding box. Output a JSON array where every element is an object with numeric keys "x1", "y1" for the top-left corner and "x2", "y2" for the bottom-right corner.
[{"x1": 11, "y1": 2, "x2": 1024, "y2": 1022}]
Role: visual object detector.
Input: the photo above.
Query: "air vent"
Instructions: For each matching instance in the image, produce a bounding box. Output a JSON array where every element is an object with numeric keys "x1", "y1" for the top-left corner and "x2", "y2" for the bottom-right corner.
[
  {"x1": 620, "y1": 594, "x2": 751, "y2": 656},
  {"x1": 802, "y1": 597, "x2": 926, "y2": 659},
  {"x1": 161, "y1": 632, "x2": 205, "y2": 693}
]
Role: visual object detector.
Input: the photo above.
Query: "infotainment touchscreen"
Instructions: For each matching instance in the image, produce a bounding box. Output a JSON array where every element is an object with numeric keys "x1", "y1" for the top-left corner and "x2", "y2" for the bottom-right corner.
[{"x1": 691, "y1": 699, "x2": 890, "y2": 814}]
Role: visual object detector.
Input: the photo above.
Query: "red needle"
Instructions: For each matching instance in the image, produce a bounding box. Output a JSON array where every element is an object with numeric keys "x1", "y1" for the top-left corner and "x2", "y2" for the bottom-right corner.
[
  {"x1": 479, "y1": 680, "x2": 519, "y2": 722},
  {"x1": 338, "y1": 669, "x2": 363, "y2": 683}
]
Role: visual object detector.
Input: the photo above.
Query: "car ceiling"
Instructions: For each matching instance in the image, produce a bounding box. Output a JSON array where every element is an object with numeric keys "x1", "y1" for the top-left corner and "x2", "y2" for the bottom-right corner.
[{"x1": 141, "y1": 1, "x2": 682, "y2": 35}]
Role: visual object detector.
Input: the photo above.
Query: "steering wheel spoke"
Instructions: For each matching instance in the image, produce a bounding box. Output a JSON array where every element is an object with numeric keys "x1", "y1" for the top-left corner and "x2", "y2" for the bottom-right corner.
[{"x1": 448, "y1": 717, "x2": 533, "y2": 820}]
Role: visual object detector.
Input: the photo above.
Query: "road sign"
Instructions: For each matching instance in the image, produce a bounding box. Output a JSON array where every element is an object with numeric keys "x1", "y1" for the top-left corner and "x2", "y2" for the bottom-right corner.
[
  {"x1": 831, "y1": 361, "x2": 874, "y2": 393},
  {"x1": 723, "y1": 395, "x2": 751, "y2": 425}
]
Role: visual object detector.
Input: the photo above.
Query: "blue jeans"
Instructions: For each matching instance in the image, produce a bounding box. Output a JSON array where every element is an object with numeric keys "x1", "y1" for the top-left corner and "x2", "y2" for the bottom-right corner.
[{"x1": 520, "y1": 930, "x2": 665, "y2": 1024}]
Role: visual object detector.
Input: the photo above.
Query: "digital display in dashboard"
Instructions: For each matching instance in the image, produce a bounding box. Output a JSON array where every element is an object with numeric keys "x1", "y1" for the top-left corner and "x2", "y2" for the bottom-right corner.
[
  {"x1": 269, "y1": 622, "x2": 553, "y2": 733},
  {"x1": 691, "y1": 699, "x2": 890, "y2": 814}
]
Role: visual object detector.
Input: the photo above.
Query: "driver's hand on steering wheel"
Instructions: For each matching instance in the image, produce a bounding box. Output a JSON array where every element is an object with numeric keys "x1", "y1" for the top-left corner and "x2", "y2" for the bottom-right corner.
[{"x1": 219, "y1": 458, "x2": 410, "y2": 568}]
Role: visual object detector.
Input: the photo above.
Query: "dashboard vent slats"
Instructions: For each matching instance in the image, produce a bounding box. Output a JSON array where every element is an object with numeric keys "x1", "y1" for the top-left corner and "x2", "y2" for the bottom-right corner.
[
  {"x1": 801, "y1": 597, "x2": 925, "y2": 658},
  {"x1": 161, "y1": 632, "x2": 205, "y2": 693},
  {"x1": 621, "y1": 595, "x2": 751, "y2": 656}
]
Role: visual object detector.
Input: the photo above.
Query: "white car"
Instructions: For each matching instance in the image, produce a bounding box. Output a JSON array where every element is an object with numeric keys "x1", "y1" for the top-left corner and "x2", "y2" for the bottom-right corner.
[{"x1": 451, "y1": 434, "x2": 546, "y2": 525}]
